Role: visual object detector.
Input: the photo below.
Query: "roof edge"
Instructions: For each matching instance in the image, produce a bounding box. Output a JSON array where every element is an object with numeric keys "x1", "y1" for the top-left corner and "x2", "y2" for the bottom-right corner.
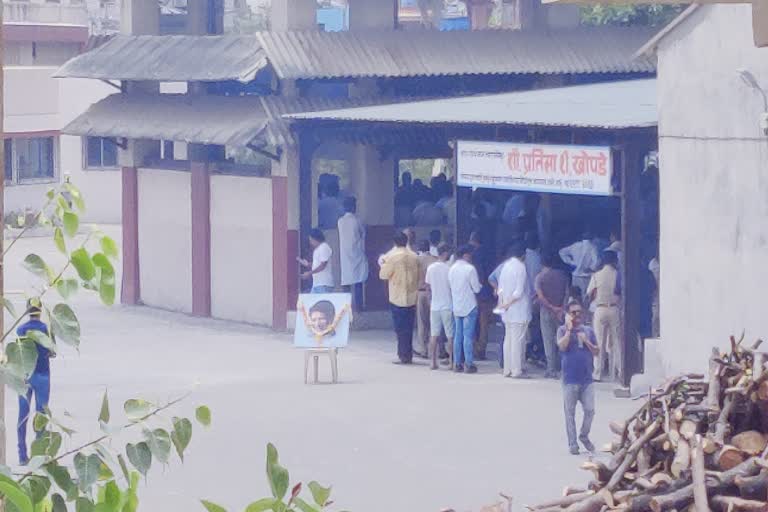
[{"x1": 634, "y1": 4, "x2": 701, "y2": 58}]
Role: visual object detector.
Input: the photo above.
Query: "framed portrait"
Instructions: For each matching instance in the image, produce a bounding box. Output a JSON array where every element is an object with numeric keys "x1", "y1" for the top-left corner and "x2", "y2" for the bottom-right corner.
[{"x1": 294, "y1": 293, "x2": 352, "y2": 348}]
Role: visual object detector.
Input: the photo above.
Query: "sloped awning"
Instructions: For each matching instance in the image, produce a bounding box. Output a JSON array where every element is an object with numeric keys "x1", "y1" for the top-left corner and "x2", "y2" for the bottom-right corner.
[
  {"x1": 285, "y1": 79, "x2": 658, "y2": 130},
  {"x1": 54, "y1": 35, "x2": 267, "y2": 82},
  {"x1": 63, "y1": 93, "x2": 270, "y2": 147}
]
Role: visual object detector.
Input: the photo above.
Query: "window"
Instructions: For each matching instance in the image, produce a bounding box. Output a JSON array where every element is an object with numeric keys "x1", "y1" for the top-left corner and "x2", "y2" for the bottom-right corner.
[
  {"x1": 4, "y1": 137, "x2": 56, "y2": 183},
  {"x1": 84, "y1": 136, "x2": 118, "y2": 168}
]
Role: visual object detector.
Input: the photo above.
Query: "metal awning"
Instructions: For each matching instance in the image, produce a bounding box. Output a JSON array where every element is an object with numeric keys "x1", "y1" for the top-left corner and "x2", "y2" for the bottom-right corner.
[
  {"x1": 54, "y1": 35, "x2": 267, "y2": 82},
  {"x1": 285, "y1": 79, "x2": 658, "y2": 130},
  {"x1": 63, "y1": 94, "x2": 270, "y2": 147}
]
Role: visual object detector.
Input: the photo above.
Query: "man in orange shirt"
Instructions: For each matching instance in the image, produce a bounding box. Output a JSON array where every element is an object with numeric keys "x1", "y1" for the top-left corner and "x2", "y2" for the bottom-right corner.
[{"x1": 380, "y1": 231, "x2": 420, "y2": 364}]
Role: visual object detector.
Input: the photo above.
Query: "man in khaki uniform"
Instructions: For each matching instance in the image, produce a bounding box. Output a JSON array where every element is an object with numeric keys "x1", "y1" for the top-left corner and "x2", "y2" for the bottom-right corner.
[
  {"x1": 587, "y1": 250, "x2": 621, "y2": 381},
  {"x1": 379, "y1": 231, "x2": 420, "y2": 364},
  {"x1": 415, "y1": 240, "x2": 438, "y2": 358}
]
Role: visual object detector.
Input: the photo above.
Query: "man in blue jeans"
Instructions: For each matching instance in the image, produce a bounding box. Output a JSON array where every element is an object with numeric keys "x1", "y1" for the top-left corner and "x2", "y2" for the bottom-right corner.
[
  {"x1": 557, "y1": 299, "x2": 599, "y2": 455},
  {"x1": 448, "y1": 245, "x2": 481, "y2": 373},
  {"x1": 16, "y1": 299, "x2": 54, "y2": 465}
]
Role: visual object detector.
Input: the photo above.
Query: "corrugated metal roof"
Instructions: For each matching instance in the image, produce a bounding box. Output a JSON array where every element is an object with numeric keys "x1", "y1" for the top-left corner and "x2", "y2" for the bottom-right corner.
[
  {"x1": 56, "y1": 27, "x2": 656, "y2": 82},
  {"x1": 285, "y1": 78, "x2": 658, "y2": 129},
  {"x1": 256, "y1": 27, "x2": 657, "y2": 79},
  {"x1": 62, "y1": 93, "x2": 270, "y2": 147},
  {"x1": 55, "y1": 35, "x2": 267, "y2": 82}
]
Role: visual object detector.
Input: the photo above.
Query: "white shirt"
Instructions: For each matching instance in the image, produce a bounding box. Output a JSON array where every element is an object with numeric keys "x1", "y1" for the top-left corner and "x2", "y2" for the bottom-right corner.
[
  {"x1": 312, "y1": 242, "x2": 334, "y2": 288},
  {"x1": 337, "y1": 212, "x2": 369, "y2": 286},
  {"x1": 559, "y1": 239, "x2": 600, "y2": 278},
  {"x1": 448, "y1": 259, "x2": 481, "y2": 317},
  {"x1": 498, "y1": 257, "x2": 531, "y2": 324},
  {"x1": 425, "y1": 260, "x2": 452, "y2": 312},
  {"x1": 429, "y1": 245, "x2": 440, "y2": 258}
]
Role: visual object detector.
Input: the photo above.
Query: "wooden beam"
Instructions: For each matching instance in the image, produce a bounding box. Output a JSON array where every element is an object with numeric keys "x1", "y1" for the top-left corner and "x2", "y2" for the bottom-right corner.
[{"x1": 754, "y1": 0, "x2": 768, "y2": 47}]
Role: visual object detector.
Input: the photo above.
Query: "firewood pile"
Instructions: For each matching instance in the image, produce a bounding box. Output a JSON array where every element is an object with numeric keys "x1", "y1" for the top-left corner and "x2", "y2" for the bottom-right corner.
[{"x1": 527, "y1": 336, "x2": 768, "y2": 512}]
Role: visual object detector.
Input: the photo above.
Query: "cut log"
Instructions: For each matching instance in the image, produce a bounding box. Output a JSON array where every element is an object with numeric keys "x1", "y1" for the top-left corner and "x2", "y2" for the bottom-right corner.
[
  {"x1": 638, "y1": 446, "x2": 651, "y2": 474},
  {"x1": 702, "y1": 436, "x2": 718, "y2": 455},
  {"x1": 528, "y1": 491, "x2": 596, "y2": 510},
  {"x1": 610, "y1": 420, "x2": 626, "y2": 437},
  {"x1": 714, "y1": 445, "x2": 747, "y2": 471},
  {"x1": 651, "y1": 473, "x2": 674, "y2": 487},
  {"x1": 581, "y1": 461, "x2": 612, "y2": 483},
  {"x1": 732, "y1": 431, "x2": 768, "y2": 455},
  {"x1": 753, "y1": 352, "x2": 766, "y2": 383},
  {"x1": 649, "y1": 483, "x2": 694, "y2": 512},
  {"x1": 564, "y1": 494, "x2": 606, "y2": 512},
  {"x1": 606, "y1": 419, "x2": 663, "y2": 491},
  {"x1": 707, "y1": 347, "x2": 722, "y2": 411},
  {"x1": 563, "y1": 487, "x2": 588, "y2": 497},
  {"x1": 690, "y1": 435, "x2": 711, "y2": 512},
  {"x1": 607, "y1": 446, "x2": 630, "y2": 473},
  {"x1": 713, "y1": 395, "x2": 736, "y2": 446},
  {"x1": 758, "y1": 381, "x2": 768, "y2": 402},
  {"x1": 734, "y1": 471, "x2": 768, "y2": 500},
  {"x1": 711, "y1": 496, "x2": 768, "y2": 512},
  {"x1": 671, "y1": 439, "x2": 691, "y2": 478},
  {"x1": 679, "y1": 419, "x2": 699, "y2": 440}
]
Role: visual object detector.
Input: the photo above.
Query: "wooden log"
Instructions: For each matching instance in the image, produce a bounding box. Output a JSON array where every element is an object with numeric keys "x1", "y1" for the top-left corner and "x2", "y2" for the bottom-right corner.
[
  {"x1": 713, "y1": 395, "x2": 736, "y2": 446},
  {"x1": 757, "y1": 381, "x2": 768, "y2": 401},
  {"x1": 610, "y1": 420, "x2": 627, "y2": 437},
  {"x1": 607, "y1": 446, "x2": 630, "y2": 473},
  {"x1": 732, "y1": 431, "x2": 767, "y2": 455},
  {"x1": 711, "y1": 496, "x2": 768, "y2": 512},
  {"x1": 680, "y1": 419, "x2": 699, "y2": 441},
  {"x1": 753, "y1": 352, "x2": 766, "y2": 383},
  {"x1": 702, "y1": 436, "x2": 719, "y2": 455},
  {"x1": 613, "y1": 490, "x2": 638, "y2": 504},
  {"x1": 715, "y1": 445, "x2": 747, "y2": 471},
  {"x1": 581, "y1": 461, "x2": 612, "y2": 483},
  {"x1": 563, "y1": 487, "x2": 587, "y2": 497},
  {"x1": 651, "y1": 473, "x2": 674, "y2": 487},
  {"x1": 734, "y1": 471, "x2": 768, "y2": 500},
  {"x1": 637, "y1": 446, "x2": 651, "y2": 474},
  {"x1": 672, "y1": 439, "x2": 691, "y2": 478},
  {"x1": 606, "y1": 419, "x2": 662, "y2": 491},
  {"x1": 707, "y1": 347, "x2": 723, "y2": 411},
  {"x1": 528, "y1": 491, "x2": 596, "y2": 510},
  {"x1": 564, "y1": 494, "x2": 606, "y2": 512},
  {"x1": 649, "y1": 483, "x2": 694, "y2": 512},
  {"x1": 691, "y1": 435, "x2": 711, "y2": 512}
]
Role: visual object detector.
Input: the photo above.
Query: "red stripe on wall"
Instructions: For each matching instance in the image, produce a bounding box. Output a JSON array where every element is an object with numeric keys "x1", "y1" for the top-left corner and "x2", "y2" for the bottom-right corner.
[
  {"x1": 191, "y1": 162, "x2": 211, "y2": 317},
  {"x1": 272, "y1": 176, "x2": 289, "y2": 330}
]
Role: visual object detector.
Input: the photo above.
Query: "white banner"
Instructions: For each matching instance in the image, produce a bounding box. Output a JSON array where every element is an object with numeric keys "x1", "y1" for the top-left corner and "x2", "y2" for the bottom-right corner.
[{"x1": 457, "y1": 140, "x2": 614, "y2": 196}]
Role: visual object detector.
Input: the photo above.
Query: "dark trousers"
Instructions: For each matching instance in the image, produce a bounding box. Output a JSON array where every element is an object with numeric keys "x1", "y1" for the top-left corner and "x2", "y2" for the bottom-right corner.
[
  {"x1": 391, "y1": 304, "x2": 416, "y2": 363},
  {"x1": 343, "y1": 283, "x2": 365, "y2": 311}
]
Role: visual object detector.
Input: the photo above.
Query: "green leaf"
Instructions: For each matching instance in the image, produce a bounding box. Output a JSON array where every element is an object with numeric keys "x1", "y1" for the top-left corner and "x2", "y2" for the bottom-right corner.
[
  {"x1": 51, "y1": 494, "x2": 66, "y2": 512},
  {"x1": 0, "y1": 368, "x2": 29, "y2": 395},
  {"x1": 62, "y1": 212, "x2": 79, "y2": 238},
  {"x1": 0, "y1": 297, "x2": 17, "y2": 317},
  {"x1": 92, "y1": 254, "x2": 115, "y2": 306},
  {"x1": 265, "y1": 443, "x2": 289, "y2": 501},
  {"x1": 293, "y1": 498, "x2": 321, "y2": 512},
  {"x1": 244, "y1": 499, "x2": 277, "y2": 512},
  {"x1": 22, "y1": 254, "x2": 54, "y2": 283},
  {"x1": 46, "y1": 188, "x2": 55, "y2": 200},
  {"x1": 56, "y1": 278, "x2": 78, "y2": 300},
  {"x1": 123, "y1": 399, "x2": 151, "y2": 419},
  {"x1": 195, "y1": 406, "x2": 211, "y2": 427},
  {"x1": 7, "y1": 339, "x2": 39, "y2": 378},
  {"x1": 200, "y1": 501, "x2": 227, "y2": 512},
  {"x1": 32, "y1": 413, "x2": 48, "y2": 432},
  {"x1": 143, "y1": 428, "x2": 171, "y2": 465},
  {"x1": 125, "y1": 442, "x2": 151, "y2": 477},
  {"x1": 117, "y1": 455, "x2": 130, "y2": 484},
  {"x1": 46, "y1": 464, "x2": 76, "y2": 500},
  {"x1": 25, "y1": 329, "x2": 55, "y2": 353},
  {"x1": 171, "y1": 417, "x2": 192, "y2": 461},
  {"x1": 75, "y1": 497, "x2": 94, "y2": 512},
  {"x1": 25, "y1": 477, "x2": 50, "y2": 505},
  {"x1": 70, "y1": 248, "x2": 95, "y2": 282},
  {"x1": 307, "y1": 482, "x2": 332, "y2": 507},
  {"x1": 99, "y1": 390, "x2": 110, "y2": 424},
  {"x1": 98, "y1": 481, "x2": 121, "y2": 512},
  {"x1": 74, "y1": 453, "x2": 101, "y2": 493},
  {"x1": 0, "y1": 473, "x2": 34, "y2": 512},
  {"x1": 53, "y1": 228, "x2": 66, "y2": 254},
  {"x1": 100, "y1": 236, "x2": 119, "y2": 260},
  {"x1": 50, "y1": 304, "x2": 80, "y2": 347},
  {"x1": 48, "y1": 431, "x2": 63, "y2": 457}
]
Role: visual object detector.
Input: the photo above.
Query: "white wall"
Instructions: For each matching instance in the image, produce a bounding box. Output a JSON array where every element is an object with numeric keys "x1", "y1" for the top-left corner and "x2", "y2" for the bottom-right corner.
[
  {"x1": 137, "y1": 169, "x2": 192, "y2": 313},
  {"x1": 210, "y1": 175, "x2": 274, "y2": 325},
  {"x1": 657, "y1": 4, "x2": 768, "y2": 375}
]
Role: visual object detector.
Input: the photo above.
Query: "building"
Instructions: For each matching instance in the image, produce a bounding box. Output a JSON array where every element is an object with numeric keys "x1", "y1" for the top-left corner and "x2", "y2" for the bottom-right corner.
[{"x1": 630, "y1": 3, "x2": 768, "y2": 376}]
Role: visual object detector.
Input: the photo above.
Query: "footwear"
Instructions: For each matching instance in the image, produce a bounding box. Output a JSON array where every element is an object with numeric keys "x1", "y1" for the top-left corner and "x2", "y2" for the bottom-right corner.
[
  {"x1": 392, "y1": 359, "x2": 412, "y2": 365},
  {"x1": 569, "y1": 446, "x2": 580, "y2": 455},
  {"x1": 430, "y1": 364, "x2": 438, "y2": 370},
  {"x1": 413, "y1": 351, "x2": 428, "y2": 359},
  {"x1": 440, "y1": 359, "x2": 450, "y2": 366},
  {"x1": 580, "y1": 437, "x2": 595, "y2": 453},
  {"x1": 474, "y1": 353, "x2": 488, "y2": 361},
  {"x1": 466, "y1": 365, "x2": 478, "y2": 374},
  {"x1": 454, "y1": 365, "x2": 464, "y2": 373}
]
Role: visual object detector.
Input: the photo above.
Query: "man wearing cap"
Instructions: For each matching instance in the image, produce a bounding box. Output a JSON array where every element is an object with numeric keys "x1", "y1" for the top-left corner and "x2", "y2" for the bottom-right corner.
[{"x1": 16, "y1": 298, "x2": 54, "y2": 465}]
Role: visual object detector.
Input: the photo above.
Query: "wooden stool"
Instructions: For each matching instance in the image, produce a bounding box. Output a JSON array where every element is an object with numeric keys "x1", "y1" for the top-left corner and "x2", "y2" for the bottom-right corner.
[{"x1": 304, "y1": 348, "x2": 339, "y2": 384}]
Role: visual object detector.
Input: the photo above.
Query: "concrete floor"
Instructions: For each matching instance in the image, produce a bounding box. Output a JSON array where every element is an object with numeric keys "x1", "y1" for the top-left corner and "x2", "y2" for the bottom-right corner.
[{"x1": 3, "y1": 227, "x2": 639, "y2": 512}]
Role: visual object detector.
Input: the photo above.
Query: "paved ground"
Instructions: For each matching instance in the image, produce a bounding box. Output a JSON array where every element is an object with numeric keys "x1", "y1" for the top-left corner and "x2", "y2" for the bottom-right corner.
[{"x1": 4, "y1": 227, "x2": 639, "y2": 512}]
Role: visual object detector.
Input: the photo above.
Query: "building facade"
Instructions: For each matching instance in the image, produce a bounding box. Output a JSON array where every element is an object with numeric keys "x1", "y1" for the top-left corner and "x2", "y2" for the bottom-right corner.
[{"x1": 4, "y1": 0, "x2": 119, "y2": 223}]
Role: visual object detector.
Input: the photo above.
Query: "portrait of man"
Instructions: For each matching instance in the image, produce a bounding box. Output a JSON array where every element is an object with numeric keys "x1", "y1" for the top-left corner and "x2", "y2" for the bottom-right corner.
[
  {"x1": 309, "y1": 300, "x2": 336, "y2": 336},
  {"x1": 295, "y1": 293, "x2": 352, "y2": 348}
]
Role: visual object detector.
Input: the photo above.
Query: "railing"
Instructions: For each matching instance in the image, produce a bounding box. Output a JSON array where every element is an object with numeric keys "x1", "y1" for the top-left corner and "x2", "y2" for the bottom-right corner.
[{"x1": 4, "y1": 1, "x2": 88, "y2": 26}]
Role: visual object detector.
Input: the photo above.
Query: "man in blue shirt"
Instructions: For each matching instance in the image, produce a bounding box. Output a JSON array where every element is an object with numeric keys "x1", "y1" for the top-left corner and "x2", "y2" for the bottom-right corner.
[
  {"x1": 16, "y1": 299, "x2": 53, "y2": 465},
  {"x1": 557, "y1": 299, "x2": 599, "y2": 455}
]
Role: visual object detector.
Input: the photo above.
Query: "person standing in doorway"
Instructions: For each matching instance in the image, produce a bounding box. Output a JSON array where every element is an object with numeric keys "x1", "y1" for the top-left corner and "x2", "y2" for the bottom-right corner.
[
  {"x1": 468, "y1": 231, "x2": 494, "y2": 360},
  {"x1": 415, "y1": 240, "x2": 438, "y2": 358},
  {"x1": 557, "y1": 299, "x2": 599, "y2": 455},
  {"x1": 649, "y1": 254, "x2": 660, "y2": 338},
  {"x1": 17, "y1": 299, "x2": 54, "y2": 465},
  {"x1": 429, "y1": 229, "x2": 442, "y2": 257},
  {"x1": 448, "y1": 245, "x2": 482, "y2": 373},
  {"x1": 337, "y1": 197, "x2": 368, "y2": 310},
  {"x1": 379, "y1": 231, "x2": 420, "y2": 364},
  {"x1": 425, "y1": 244, "x2": 454, "y2": 370},
  {"x1": 535, "y1": 253, "x2": 570, "y2": 379},
  {"x1": 497, "y1": 243, "x2": 531, "y2": 378},
  {"x1": 300, "y1": 229, "x2": 335, "y2": 293},
  {"x1": 587, "y1": 250, "x2": 621, "y2": 381},
  {"x1": 559, "y1": 230, "x2": 600, "y2": 303}
]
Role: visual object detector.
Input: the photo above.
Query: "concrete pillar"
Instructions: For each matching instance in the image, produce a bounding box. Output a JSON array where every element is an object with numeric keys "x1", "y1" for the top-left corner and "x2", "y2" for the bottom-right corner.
[
  {"x1": 190, "y1": 162, "x2": 212, "y2": 317},
  {"x1": 271, "y1": 147, "x2": 299, "y2": 330},
  {"x1": 349, "y1": 0, "x2": 396, "y2": 30},
  {"x1": 186, "y1": 0, "x2": 223, "y2": 35},
  {"x1": 120, "y1": 0, "x2": 160, "y2": 35},
  {"x1": 271, "y1": 0, "x2": 317, "y2": 31}
]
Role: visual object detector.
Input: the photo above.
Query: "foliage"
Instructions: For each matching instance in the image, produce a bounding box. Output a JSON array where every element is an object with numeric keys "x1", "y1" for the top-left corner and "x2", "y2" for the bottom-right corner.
[
  {"x1": 0, "y1": 182, "x2": 211, "y2": 511},
  {"x1": 201, "y1": 444, "x2": 346, "y2": 512},
  {"x1": 580, "y1": 4, "x2": 688, "y2": 27}
]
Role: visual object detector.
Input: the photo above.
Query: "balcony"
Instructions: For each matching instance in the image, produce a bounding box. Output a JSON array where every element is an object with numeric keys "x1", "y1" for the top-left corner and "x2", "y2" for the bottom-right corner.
[{"x1": 4, "y1": 1, "x2": 88, "y2": 26}]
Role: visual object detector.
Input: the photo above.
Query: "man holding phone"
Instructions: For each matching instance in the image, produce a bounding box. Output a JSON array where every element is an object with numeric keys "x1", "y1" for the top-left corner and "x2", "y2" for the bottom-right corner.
[{"x1": 557, "y1": 300, "x2": 599, "y2": 455}]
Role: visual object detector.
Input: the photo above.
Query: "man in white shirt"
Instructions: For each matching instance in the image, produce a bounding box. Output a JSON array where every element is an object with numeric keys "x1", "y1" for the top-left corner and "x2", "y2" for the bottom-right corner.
[
  {"x1": 559, "y1": 231, "x2": 600, "y2": 303},
  {"x1": 425, "y1": 244, "x2": 454, "y2": 370},
  {"x1": 299, "y1": 229, "x2": 334, "y2": 293},
  {"x1": 429, "y1": 230, "x2": 442, "y2": 258},
  {"x1": 337, "y1": 197, "x2": 368, "y2": 310},
  {"x1": 497, "y1": 243, "x2": 531, "y2": 378},
  {"x1": 448, "y1": 245, "x2": 482, "y2": 374}
]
